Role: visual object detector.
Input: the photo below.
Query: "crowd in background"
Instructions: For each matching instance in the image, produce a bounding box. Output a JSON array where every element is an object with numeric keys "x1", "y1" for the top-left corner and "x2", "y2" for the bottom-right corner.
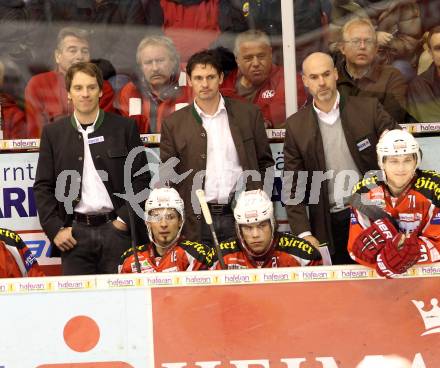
[{"x1": 1, "y1": 0, "x2": 440, "y2": 140}]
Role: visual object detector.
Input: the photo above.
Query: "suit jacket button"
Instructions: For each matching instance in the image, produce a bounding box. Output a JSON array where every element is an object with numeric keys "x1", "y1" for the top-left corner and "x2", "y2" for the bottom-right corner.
[
  {"x1": 96, "y1": 155, "x2": 100, "y2": 159},
  {"x1": 78, "y1": 134, "x2": 82, "y2": 140},
  {"x1": 200, "y1": 154, "x2": 206, "y2": 159},
  {"x1": 200, "y1": 132, "x2": 206, "y2": 138},
  {"x1": 196, "y1": 215, "x2": 201, "y2": 220},
  {"x1": 78, "y1": 156, "x2": 83, "y2": 161}
]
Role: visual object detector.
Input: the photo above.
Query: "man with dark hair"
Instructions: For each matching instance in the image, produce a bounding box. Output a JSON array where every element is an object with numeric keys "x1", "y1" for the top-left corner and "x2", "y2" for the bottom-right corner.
[
  {"x1": 25, "y1": 27, "x2": 115, "y2": 138},
  {"x1": 160, "y1": 50, "x2": 274, "y2": 246},
  {"x1": 117, "y1": 35, "x2": 191, "y2": 134},
  {"x1": 34, "y1": 62, "x2": 149, "y2": 275},
  {"x1": 408, "y1": 26, "x2": 440, "y2": 122}
]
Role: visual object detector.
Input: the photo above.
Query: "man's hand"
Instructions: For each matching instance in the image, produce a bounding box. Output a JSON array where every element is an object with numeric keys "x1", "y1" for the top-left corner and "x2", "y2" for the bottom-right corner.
[
  {"x1": 54, "y1": 227, "x2": 77, "y2": 252},
  {"x1": 377, "y1": 31, "x2": 393, "y2": 46},
  {"x1": 303, "y1": 235, "x2": 321, "y2": 250},
  {"x1": 351, "y1": 218, "x2": 399, "y2": 264},
  {"x1": 112, "y1": 219, "x2": 129, "y2": 232},
  {"x1": 376, "y1": 233, "x2": 421, "y2": 278}
]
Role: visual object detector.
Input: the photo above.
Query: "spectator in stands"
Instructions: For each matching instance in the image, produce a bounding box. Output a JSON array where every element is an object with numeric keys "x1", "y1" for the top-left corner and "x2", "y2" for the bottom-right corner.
[
  {"x1": 348, "y1": 129, "x2": 440, "y2": 278},
  {"x1": 0, "y1": 59, "x2": 26, "y2": 139},
  {"x1": 329, "y1": 0, "x2": 422, "y2": 81},
  {"x1": 117, "y1": 35, "x2": 191, "y2": 134},
  {"x1": 33, "y1": 62, "x2": 149, "y2": 275},
  {"x1": 0, "y1": 0, "x2": 34, "y2": 82},
  {"x1": 119, "y1": 188, "x2": 213, "y2": 273},
  {"x1": 211, "y1": 189, "x2": 322, "y2": 269},
  {"x1": 25, "y1": 27, "x2": 115, "y2": 138},
  {"x1": 160, "y1": 50, "x2": 274, "y2": 247},
  {"x1": 221, "y1": 30, "x2": 297, "y2": 128},
  {"x1": 0, "y1": 226, "x2": 45, "y2": 278},
  {"x1": 408, "y1": 26, "x2": 440, "y2": 122},
  {"x1": 283, "y1": 52, "x2": 399, "y2": 265},
  {"x1": 337, "y1": 18, "x2": 408, "y2": 122},
  {"x1": 27, "y1": 0, "x2": 150, "y2": 74},
  {"x1": 160, "y1": 0, "x2": 221, "y2": 61}
]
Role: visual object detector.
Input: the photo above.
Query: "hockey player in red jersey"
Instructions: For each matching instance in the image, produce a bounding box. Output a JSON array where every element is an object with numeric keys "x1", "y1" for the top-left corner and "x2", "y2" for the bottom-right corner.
[
  {"x1": 119, "y1": 188, "x2": 213, "y2": 273},
  {"x1": 211, "y1": 190, "x2": 322, "y2": 269},
  {"x1": 348, "y1": 129, "x2": 440, "y2": 278},
  {"x1": 0, "y1": 227, "x2": 45, "y2": 278}
]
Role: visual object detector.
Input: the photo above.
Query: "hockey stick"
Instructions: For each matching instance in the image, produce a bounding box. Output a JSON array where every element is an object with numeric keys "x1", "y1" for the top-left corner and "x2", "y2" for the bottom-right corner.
[
  {"x1": 127, "y1": 204, "x2": 142, "y2": 273},
  {"x1": 195, "y1": 189, "x2": 227, "y2": 270},
  {"x1": 345, "y1": 192, "x2": 399, "y2": 229}
]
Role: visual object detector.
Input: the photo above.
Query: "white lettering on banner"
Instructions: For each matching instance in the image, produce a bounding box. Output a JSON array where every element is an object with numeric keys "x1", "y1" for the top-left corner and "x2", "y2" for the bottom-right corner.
[
  {"x1": 230, "y1": 360, "x2": 270, "y2": 368},
  {"x1": 0, "y1": 152, "x2": 40, "y2": 230},
  {"x1": 162, "y1": 354, "x2": 427, "y2": 368},
  {"x1": 280, "y1": 359, "x2": 306, "y2": 368}
]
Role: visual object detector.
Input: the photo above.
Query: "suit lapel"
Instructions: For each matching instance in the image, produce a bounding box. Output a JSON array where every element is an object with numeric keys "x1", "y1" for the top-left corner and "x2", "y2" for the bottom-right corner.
[
  {"x1": 308, "y1": 106, "x2": 327, "y2": 171},
  {"x1": 225, "y1": 99, "x2": 247, "y2": 168}
]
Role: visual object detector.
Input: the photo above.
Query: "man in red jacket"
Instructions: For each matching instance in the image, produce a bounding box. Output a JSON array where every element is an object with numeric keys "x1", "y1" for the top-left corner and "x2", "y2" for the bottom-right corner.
[
  {"x1": 117, "y1": 35, "x2": 191, "y2": 133},
  {"x1": 221, "y1": 30, "x2": 305, "y2": 128},
  {"x1": 25, "y1": 27, "x2": 114, "y2": 138}
]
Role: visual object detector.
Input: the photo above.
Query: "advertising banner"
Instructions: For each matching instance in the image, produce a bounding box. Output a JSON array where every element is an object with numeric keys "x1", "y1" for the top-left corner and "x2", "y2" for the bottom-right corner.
[{"x1": 0, "y1": 265, "x2": 439, "y2": 367}]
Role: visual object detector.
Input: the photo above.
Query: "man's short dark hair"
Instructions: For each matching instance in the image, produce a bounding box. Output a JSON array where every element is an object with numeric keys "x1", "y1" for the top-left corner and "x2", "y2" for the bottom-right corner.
[
  {"x1": 186, "y1": 50, "x2": 223, "y2": 77},
  {"x1": 427, "y1": 26, "x2": 440, "y2": 49},
  {"x1": 65, "y1": 62, "x2": 103, "y2": 91}
]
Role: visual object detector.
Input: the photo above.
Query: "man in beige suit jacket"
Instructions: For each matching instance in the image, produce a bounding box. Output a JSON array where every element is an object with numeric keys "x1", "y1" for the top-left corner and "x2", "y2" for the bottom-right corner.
[{"x1": 160, "y1": 50, "x2": 274, "y2": 245}]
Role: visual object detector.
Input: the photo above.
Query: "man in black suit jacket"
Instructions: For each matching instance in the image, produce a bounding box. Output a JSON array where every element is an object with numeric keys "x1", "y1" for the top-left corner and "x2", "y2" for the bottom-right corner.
[{"x1": 33, "y1": 62, "x2": 150, "y2": 275}]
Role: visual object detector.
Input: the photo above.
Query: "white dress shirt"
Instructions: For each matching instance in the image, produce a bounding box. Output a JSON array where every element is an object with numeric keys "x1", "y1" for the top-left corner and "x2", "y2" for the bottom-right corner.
[
  {"x1": 194, "y1": 96, "x2": 243, "y2": 204},
  {"x1": 73, "y1": 111, "x2": 114, "y2": 214},
  {"x1": 312, "y1": 91, "x2": 340, "y2": 125}
]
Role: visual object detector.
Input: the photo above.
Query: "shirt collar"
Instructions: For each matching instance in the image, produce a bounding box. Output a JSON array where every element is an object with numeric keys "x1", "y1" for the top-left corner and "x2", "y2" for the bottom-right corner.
[
  {"x1": 74, "y1": 110, "x2": 100, "y2": 133},
  {"x1": 194, "y1": 94, "x2": 226, "y2": 118},
  {"x1": 313, "y1": 91, "x2": 340, "y2": 118}
]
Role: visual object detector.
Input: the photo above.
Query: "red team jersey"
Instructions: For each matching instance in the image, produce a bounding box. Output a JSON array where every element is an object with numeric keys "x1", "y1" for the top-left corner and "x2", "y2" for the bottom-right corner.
[
  {"x1": 0, "y1": 228, "x2": 45, "y2": 278},
  {"x1": 119, "y1": 238, "x2": 214, "y2": 273},
  {"x1": 212, "y1": 232, "x2": 322, "y2": 269},
  {"x1": 348, "y1": 170, "x2": 440, "y2": 268}
]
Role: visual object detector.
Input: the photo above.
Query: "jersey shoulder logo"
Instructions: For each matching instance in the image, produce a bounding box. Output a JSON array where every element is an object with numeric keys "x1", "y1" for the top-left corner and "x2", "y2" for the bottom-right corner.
[
  {"x1": 276, "y1": 233, "x2": 321, "y2": 261},
  {"x1": 414, "y1": 170, "x2": 440, "y2": 206},
  {"x1": 179, "y1": 240, "x2": 213, "y2": 265}
]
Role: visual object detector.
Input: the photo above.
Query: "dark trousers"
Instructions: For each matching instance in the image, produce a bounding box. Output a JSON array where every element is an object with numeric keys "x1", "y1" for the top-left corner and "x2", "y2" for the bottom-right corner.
[
  {"x1": 61, "y1": 221, "x2": 132, "y2": 275},
  {"x1": 201, "y1": 213, "x2": 236, "y2": 248},
  {"x1": 330, "y1": 208, "x2": 356, "y2": 265}
]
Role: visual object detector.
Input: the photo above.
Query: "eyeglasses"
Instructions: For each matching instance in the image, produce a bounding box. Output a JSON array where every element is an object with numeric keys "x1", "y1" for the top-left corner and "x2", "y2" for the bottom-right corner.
[{"x1": 344, "y1": 38, "x2": 376, "y2": 48}]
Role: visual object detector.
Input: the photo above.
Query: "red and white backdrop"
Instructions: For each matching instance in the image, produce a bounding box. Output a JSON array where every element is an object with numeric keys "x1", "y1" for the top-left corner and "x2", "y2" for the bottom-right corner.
[{"x1": 0, "y1": 265, "x2": 439, "y2": 367}]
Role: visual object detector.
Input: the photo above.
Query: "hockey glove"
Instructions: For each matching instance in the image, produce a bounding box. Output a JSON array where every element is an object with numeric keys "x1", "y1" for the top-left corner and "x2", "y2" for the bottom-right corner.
[
  {"x1": 376, "y1": 232, "x2": 421, "y2": 278},
  {"x1": 351, "y1": 218, "x2": 399, "y2": 264}
]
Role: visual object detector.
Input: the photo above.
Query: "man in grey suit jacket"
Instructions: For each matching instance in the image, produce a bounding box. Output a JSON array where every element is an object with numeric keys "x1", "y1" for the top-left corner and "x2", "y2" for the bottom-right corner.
[
  {"x1": 283, "y1": 52, "x2": 399, "y2": 265},
  {"x1": 160, "y1": 50, "x2": 274, "y2": 245}
]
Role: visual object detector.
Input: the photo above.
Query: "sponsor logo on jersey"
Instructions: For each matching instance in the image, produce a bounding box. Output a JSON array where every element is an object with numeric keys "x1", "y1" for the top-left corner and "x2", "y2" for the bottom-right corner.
[
  {"x1": 399, "y1": 213, "x2": 416, "y2": 222},
  {"x1": 431, "y1": 212, "x2": 440, "y2": 225},
  {"x1": 261, "y1": 89, "x2": 275, "y2": 99}
]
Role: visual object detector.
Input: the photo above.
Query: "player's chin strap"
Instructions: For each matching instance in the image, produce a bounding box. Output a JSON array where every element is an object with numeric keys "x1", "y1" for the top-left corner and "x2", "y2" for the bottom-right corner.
[{"x1": 4, "y1": 243, "x2": 28, "y2": 277}]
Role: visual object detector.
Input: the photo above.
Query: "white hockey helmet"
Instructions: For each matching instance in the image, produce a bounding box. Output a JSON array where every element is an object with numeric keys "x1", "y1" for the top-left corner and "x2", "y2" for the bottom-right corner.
[
  {"x1": 234, "y1": 190, "x2": 275, "y2": 257},
  {"x1": 376, "y1": 129, "x2": 421, "y2": 170},
  {"x1": 145, "y1": 188, "x2": 184, "y2": 249}
]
